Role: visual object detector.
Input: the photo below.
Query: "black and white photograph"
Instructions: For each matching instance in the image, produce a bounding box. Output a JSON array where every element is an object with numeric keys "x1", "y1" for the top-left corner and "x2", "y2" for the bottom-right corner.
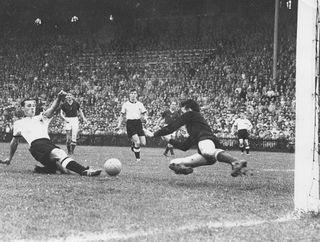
[{"x1": 0, "y1": 0, "x2": 320, "y2": 241}]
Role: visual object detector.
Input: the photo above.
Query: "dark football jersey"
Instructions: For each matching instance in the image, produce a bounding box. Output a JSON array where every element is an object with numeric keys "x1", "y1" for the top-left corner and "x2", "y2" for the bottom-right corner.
[
  {"x1": 154, "y1": 111, "x2": 219, "y2": 151},
  {"x1": 162, "y1": 110, "x2": 180, "y2": 124},
  {"x1": 61, "y1": 101, "x2": 80, "y2": 117}
]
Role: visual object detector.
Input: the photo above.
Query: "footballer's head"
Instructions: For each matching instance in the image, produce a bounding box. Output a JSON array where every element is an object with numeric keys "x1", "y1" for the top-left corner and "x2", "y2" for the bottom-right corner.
[
  {"x1": 129, "y1": 89, "x2": 138, "y2": 102},
  {"x1": 21, "y1": 98, "x2": 37, "y2": 117},
  {"x1": 66, "y1": 92, "x2": 74, "y2": 102},
  {"x1": 240, "y1": 111, "x2": 246, "y2": 119},
  {"x1": 180, "y1": 99, "x2": 200, "y2": 113},
  {"x1": 169, "y1": 101, "x2": 177, "y2": 111}
]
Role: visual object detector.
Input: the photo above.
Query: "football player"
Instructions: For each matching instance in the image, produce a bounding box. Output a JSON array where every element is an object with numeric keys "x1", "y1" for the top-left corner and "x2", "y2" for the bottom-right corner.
[
  {"x1": 232, "y1": 111, "x2": 253, "y2": 155},
  {"x1": 0, "y1": 90, "x2": 101, "y2": 176},
  {"x1": 115, "y1": 89, "x2": 148, "y2": 162},
  {"x1": 152, "y1": 99, "x2": 248, "y2": 176},
  {"x1": 156, "y1": 100, "x2": 180, "y2": 157},
  {"x1": 60, "y1": 93, "x2": 87, "y2": 155}
]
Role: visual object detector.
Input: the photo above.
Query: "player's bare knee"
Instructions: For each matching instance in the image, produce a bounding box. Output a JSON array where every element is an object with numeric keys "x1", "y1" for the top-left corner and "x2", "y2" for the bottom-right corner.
[{"x1": 201, "y1": 152, "x2": 216, "y2": 165}]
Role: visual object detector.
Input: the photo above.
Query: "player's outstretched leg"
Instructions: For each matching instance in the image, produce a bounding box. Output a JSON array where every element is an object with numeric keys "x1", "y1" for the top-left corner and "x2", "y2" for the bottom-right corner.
[
  {"x1": 215, "y1": 150, "x2": 248, "y2": 177},
  {"x1": 169, "y1": 158, "x2": 194, "y2": 175},
  {"x1": 51, "y1": 148, "x2": 102, "y2": 176}
]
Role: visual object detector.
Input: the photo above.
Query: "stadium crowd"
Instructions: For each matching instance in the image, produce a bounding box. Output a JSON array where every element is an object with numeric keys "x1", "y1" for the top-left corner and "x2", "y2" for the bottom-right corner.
[{"x1": 0, "y1": 9, "x2": 296, "y2": 142}]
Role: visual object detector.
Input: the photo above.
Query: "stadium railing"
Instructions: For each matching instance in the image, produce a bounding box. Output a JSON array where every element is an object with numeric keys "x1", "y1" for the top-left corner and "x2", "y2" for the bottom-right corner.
[{"x1": 0, "y1": 132, "x2": 294, "y2": 153}]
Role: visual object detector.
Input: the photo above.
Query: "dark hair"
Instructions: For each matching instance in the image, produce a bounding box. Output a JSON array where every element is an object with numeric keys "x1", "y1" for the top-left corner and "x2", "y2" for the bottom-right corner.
[
  {"x1": 20, "y1": 98, "x2": 36, "y2": 107},
  {"x1": 129, "y1": 89, "x2": 137, "y2": 93},
  {"x1": 180, "y1": 99, "x2": 200, "y2": 112}
]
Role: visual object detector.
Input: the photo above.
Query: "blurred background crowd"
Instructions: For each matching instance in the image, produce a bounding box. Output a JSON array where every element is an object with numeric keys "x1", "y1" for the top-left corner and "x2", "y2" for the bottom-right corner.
[{"x1": 0, "y1": 0, "x2": 296, "y2": 142}]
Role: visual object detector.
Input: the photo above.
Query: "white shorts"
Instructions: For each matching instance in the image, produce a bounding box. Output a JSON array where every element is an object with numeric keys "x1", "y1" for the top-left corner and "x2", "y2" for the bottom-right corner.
[{"x1": 64, "y1": 117, "x2": 79, "y2": 142}]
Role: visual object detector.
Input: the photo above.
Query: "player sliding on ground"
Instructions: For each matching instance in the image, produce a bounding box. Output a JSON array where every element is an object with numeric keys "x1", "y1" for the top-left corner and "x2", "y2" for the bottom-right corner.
[
  {"x1": 152, "y1": 99, "x2": 248, "y2": 176},
  {"x1": 0, "y1": 90, "x2": 101, "y2": 177}
]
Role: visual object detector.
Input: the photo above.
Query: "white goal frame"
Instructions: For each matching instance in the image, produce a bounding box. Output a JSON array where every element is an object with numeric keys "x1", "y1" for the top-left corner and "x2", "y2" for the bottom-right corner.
[{"x1": 294, "y1": 0, "x2": 320, "y2": 213}]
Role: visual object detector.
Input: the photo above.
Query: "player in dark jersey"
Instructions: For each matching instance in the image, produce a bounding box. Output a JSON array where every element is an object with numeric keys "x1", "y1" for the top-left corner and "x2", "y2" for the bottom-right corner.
[
  {"x1": 35, "y1": 95, "x2": 46, "y2": 115},
  {"x1": 60, "y1": 93, "x2": 87, "y2": 155},
  {"x1": 156, "y1": 101, "x2": 180, "y2": 157},
  {"x1": 153, "y1": 99, "x2": 248, "y2": 177}
]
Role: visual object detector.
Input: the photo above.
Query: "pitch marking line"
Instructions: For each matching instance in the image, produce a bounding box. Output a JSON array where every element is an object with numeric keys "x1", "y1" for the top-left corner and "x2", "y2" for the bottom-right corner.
[
  {"x1": 261, "y1": 169, "x2": 294, "y2": 172},
  {"x1": 40, "y1": 214, "x2": 298, "y2": 242}
]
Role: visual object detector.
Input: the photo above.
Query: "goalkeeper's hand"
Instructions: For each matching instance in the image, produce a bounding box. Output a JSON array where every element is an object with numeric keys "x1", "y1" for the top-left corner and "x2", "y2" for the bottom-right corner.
[{"x1": 143, "y1": 128, "x2": 154, "y2": 137}]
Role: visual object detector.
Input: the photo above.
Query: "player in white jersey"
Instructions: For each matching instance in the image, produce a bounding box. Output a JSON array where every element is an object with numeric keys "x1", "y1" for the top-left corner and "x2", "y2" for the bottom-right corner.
[
  {"x1": 115, "y1": 89, "x2": 148, "y2": 161},
  {"x1": 232, "y1": 112, "x2": 253, "y2": 155},
  {"x1": 0, "y1": 90, "x2": 101, "y2": 176}
]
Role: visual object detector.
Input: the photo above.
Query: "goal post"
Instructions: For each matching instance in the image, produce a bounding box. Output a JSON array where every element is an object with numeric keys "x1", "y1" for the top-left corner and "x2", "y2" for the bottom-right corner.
[{"x1": 294, "y1": 0, "x2": 320, "y2": 213}]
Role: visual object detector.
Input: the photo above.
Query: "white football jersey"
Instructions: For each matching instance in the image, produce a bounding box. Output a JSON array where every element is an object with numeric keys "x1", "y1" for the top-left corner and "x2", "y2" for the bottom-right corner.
[
  {"x1": 121, "y1": 101, "x2": 146, "y2": 120},
  {"x1": 233, "y1": 118, "x2": 253, "y2": 131},
  {"x1": 13, "y1": 113, "x2": 51, "y2": 145}
]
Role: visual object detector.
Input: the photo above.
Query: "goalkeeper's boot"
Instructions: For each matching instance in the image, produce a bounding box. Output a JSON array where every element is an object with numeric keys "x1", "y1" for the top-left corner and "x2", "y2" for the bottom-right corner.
[
  {"x1": 231, "y1": 160, "x2": 247, "y2": 177},
  {"x1": 169, "y1": 163, "x2": 193, "y2": 175}
]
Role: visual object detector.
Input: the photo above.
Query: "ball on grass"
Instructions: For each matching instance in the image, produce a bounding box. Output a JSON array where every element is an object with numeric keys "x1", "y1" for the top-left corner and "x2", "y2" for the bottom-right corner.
[{"x1": 104, "y1": 158, "x2": 121, "y2": 176}]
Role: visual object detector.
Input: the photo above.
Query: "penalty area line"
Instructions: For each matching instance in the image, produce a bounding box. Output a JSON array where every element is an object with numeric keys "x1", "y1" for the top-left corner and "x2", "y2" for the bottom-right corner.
[
  {"x1": 261, "y1": 169, "x2": 294, "y2": 172},
  {"x1": 43, "y1": 214, "x2": 298, "y2": 242}
]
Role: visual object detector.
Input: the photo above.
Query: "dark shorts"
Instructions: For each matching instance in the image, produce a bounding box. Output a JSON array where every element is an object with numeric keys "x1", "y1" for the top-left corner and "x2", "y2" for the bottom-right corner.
[
  {"x1": 126, "y1": 119, "x2": 144, "y2": 138},
  {"x1": 238, "y1": 129, "x2": 249, "y2": 139},
  {"x1": 29, "y1": 138, "x2": 60, "y2": 170}
]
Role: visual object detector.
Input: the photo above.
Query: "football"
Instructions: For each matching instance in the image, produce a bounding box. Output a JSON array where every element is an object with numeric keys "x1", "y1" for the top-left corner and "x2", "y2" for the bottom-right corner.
[{"x1": 104, "y1": 158, "x2": 122, "y2": 176}]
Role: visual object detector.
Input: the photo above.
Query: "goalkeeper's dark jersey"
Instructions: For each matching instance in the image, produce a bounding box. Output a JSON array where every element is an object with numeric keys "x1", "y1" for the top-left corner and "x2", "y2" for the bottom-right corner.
[{"x1": 154, "y1": 111, "x2": 220, "y2": 151}]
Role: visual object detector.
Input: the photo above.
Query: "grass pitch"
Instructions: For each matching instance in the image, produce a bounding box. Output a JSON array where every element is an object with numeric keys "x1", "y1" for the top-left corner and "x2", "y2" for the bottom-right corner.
[{"x1": 0, "y1": 143, "x2": 319, "y2": 242}]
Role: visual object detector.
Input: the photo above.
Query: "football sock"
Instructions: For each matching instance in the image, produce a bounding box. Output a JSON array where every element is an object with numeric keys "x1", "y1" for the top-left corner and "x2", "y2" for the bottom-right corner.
[
  {"x1": 71, "y1": 144, "x2": 76, "y2": 154},
  {"x1": 169, "y1": 147, "x2": 174, "y2": 155},
  {"x1": 216, "y1": 151, "x2": 238, "y2": 164},
  {"x1": 164, "y1": 146, "x2": 170, "y2": 155},
  {"x1": 246, "y1": 148, "x2": 250, "y2": 154},
  {"x1": 67, "y1": 143, "x2": 71, "y2": 154},
  {"x1": 70, "y1": 141, "x2": 76, "y2": 154},
  {"x1": 133, "y1": 146, "x2": 141, "y2": 159},
  {"x1": 64, "y1": 159, "x2": 86, "y2": 174}
]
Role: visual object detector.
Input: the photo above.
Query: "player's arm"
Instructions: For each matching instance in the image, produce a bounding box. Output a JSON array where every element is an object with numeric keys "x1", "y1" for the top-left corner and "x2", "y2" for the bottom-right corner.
[
  {"x1": 115, "y1": 103, "x2": 126, "y2": 130},
  {"x1": 43, "y1": 90, "x2": 67, "y2": 119},
  {"x1": 231, "y1": 119, "x2": 238, "y2": 134},
  {"x1": 140, "y1": 102, "x2": 148, "y2": 124},
  {"x1": 1, "y1": 137, "x2": 19, "y2": 165},
  {"x1": 247, "y1": 120, "x2": 253, "y2": 131},
  {"x1": 78, "y1": 108, "x2": 88, "y2": 123},
  {"x1": 156, "y1": 116, "x2": 165, "y2": 128},
  {"x1": 154, "y1": 113, "x2": 187, "y2": 137},
  {"x1": 169, "y1": 138, "x2": 193, "y2": 151},
  {"x1": 141, "y1": 111, "x2": 148, "y2": 124},
  {"x1": 60, "y1": 109, "x2": 68, "y2": 122},
  {"x1": 115, "y1": 112, "x2": 124, "y2": 130}
]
